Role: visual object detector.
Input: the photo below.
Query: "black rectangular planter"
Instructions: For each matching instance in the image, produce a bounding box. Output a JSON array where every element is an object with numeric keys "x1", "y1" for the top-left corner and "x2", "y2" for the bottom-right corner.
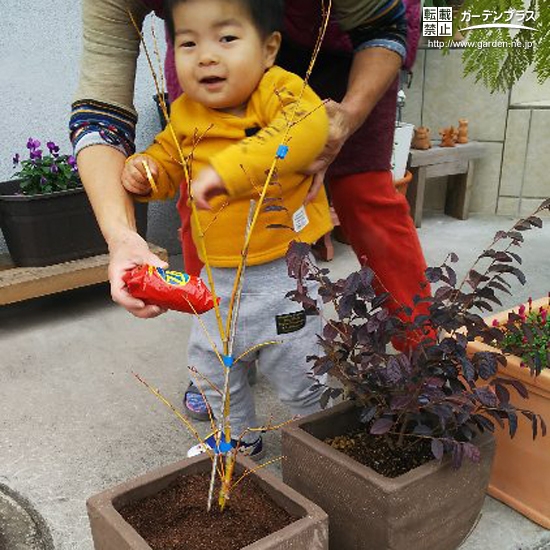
[{"x1": 0, "y1": 180, "x2": 147, "y2": 267}]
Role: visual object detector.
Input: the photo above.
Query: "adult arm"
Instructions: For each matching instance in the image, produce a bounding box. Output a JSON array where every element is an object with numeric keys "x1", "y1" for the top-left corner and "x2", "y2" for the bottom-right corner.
[
  {"x1": 307, "y1": 46, "x2": 401, "y2": 176},
  {"x1": 306, "y1": 0, "x2": 408, "y2": 193},
  {"x1": 77, "y1": 146, "x2": 168, "y2": 317},
  {"x1": 72, "y1": 0, "x2": 167, "y2": 317}
]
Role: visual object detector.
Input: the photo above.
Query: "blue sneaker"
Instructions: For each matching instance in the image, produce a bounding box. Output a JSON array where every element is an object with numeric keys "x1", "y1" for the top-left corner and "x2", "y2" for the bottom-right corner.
[
  {"x1": 183, "y1": 383, "x2": 210, "y2": 421},
  {"x1": 184, "y1": 363, "x2": 258, "y2": 421},
  {"x1": 186, "y1": 434, "x2": 265, "y2": 461}
]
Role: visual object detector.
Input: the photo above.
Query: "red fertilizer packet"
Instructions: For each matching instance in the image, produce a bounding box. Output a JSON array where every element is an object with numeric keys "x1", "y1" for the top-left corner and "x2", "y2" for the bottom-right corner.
[{"x1": 123, "y1": 265, "x2": 217, "y2": 314}]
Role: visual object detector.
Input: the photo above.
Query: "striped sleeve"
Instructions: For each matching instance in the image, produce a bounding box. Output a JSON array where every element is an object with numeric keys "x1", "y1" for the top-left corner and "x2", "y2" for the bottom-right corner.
[
  {"x1": 70, "y1": 0, "x2": 150, "y2": 156},
  {"x1": 70, "y1": 100, "x2": 138, "y2": 157},
  {"x1": 335, "y1": 0, "x2": 408, "y2": 61}
]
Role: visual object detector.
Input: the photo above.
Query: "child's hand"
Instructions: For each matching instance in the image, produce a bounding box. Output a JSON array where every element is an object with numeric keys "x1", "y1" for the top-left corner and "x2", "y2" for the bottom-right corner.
[
  {"x1": 122, "y1": 155, "x2": 158, "y2": 195},
  {"x1": 191, "y1": 166, "x2": 227, "y2": 210}
]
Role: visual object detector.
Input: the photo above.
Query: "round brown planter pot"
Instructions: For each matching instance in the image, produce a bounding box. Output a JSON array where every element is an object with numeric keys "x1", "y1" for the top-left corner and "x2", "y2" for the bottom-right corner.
[
  {"x1": 87, "y1": 454, "x2": 328, "y2": 550},
  {"x1": 281, "y1": 401, "x2": 495, "y2": 550},
  {"x1": 467, "y1": 297, "x2": 550, "y2": 529},
  {"x1": 394, "y1": 170, "x2": 412, "y2": 197}
]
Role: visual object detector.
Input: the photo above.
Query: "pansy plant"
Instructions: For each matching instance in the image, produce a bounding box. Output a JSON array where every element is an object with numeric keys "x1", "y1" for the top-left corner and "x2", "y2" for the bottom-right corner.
[{"x1": 10, "y1": 138, "x2": 80, "y2": 195}]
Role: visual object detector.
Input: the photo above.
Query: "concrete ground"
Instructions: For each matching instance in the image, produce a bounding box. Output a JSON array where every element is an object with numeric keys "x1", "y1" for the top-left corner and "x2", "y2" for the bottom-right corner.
[{"x1": 1, "y1": 211, "x2": 549, "y2": 550}]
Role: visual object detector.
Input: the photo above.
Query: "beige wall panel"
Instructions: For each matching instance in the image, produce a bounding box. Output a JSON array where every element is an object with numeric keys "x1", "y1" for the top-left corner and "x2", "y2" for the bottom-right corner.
[
  {"x1": 497, "y1": 196, "x2": 520, "y2": 216},
  {"x1": 522, "y1": 109, "x2": 550, "y2": 197},
  {"x1": 511, "y1": 67, "x2": 550, "y2": 106},
  {"x1": 469, "y1": 142, "x2": 503, "y2": 213},
  {"x1": 402, "y1": 50, "x2": 425, "y2": 128},
  {"x1": 500, "y1": 109, "x2": 531, "y2": 196},
  {"x1": 423, "y1": 50, "x2": 509, "y2": 142}
]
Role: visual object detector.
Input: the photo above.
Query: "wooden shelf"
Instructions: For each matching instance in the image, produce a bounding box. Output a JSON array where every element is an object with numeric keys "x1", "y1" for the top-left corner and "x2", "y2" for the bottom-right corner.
[{"x1": 0, "y1": 244, "x2": 168, "y2": 306}]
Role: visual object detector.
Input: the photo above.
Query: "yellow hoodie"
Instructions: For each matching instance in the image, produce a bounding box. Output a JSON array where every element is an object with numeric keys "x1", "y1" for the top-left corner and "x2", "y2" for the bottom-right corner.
[{"x1": 136, "y1": 66, "x2": 332, "y2": 267}]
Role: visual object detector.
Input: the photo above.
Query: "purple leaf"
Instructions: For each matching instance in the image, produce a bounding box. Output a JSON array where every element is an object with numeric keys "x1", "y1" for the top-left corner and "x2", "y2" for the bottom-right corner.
[
  {"x1": 370, "y1": 417, "x2": 394, "y2": 435},
  {"x1": 431, "y1": 439, "x2": 444, "y2": 460},
  {"x1": 494, "y1": 383, "x2": 510, "y2": 404},
  {"x1": 462, "y1": 442, "x2": 481, "y2": 463},
  {"x1": 509, "y1": 379, "x2": 529, "y2": 399}
]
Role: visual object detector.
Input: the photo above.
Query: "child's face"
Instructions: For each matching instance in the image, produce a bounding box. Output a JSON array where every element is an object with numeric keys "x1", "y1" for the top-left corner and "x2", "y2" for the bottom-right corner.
[{"x1": 173, "y1": 0, "x2": 281, "y2": 116}]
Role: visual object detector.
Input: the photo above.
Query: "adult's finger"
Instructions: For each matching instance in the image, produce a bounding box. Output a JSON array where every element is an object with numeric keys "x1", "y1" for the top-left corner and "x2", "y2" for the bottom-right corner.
[
  {"x1": 108, "y1": 235, "x2": 169, "y2": 316},
  {"x1": 304, "y1": 169, "x2": 326, "y2": 204}
]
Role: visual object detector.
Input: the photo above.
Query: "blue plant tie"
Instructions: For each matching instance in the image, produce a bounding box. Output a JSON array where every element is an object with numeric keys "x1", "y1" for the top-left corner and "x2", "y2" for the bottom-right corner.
[
  {"x1": 204, "y1": 433, "x2": 235, "y2": 455},
  {"x1": 222, "y1": 355, "x2": 234, "y2": 368},
  {"x1": 276, "y1": 144, "x2": 289, "y2": 159}
]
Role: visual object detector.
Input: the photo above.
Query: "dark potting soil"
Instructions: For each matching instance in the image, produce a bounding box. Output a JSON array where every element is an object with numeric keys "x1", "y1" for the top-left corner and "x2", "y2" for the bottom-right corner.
[
  {"x1": 119, "y1": 472, "x2": 298, "y2": 550},
  {"x1": 326, "y1": 429, "x2": 434, "y2": 478}
]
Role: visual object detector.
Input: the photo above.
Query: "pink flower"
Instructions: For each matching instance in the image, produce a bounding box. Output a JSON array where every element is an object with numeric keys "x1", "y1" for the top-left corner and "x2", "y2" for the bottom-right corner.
[{"x1": 492, "y1": 319, "x2": 500, "y2": 327}]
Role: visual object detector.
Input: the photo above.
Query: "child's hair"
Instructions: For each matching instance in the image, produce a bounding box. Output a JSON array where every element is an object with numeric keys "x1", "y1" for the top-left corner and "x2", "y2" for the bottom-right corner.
[{"x1": 164, "y1": 0, "x2": 284, "y2": 43}]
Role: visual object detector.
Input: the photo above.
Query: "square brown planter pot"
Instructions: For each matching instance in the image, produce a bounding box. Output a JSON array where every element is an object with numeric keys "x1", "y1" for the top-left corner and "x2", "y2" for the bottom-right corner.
[
  {"x1": 281, "y1": 401, "x2": 495, "y2": 550},
  {"x1": 87, "y1": 454, "x2": 328, "y2": 550},
  {"x1": 467, "y1": 297, "x2": 550, "y2": 528}
]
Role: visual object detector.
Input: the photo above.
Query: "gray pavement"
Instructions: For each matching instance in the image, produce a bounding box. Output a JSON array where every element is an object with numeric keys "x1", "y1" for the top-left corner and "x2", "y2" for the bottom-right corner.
[{"x1": 1, "y1": 212, "x2": 549, "y2": 549}]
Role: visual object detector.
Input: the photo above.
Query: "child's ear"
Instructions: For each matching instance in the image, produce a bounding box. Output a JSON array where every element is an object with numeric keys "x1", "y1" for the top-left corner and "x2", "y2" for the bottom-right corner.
[{"x1": 264, "y1": 31, "x2": 282, "y2": 68}]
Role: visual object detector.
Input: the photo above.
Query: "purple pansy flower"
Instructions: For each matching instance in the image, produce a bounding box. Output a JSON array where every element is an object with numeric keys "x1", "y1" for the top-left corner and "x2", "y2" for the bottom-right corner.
[
  {"x1": 30, "y1": 149, "x2": 43, "y2": 160},
  {"x1": 50, "y1": 163, "x2": 59, "y2": 174},
  {"x1": 26, "y1": 138, "x2": 41, "y2": 151},
  {"x1": 12, "y1": 153, "x2": 20, "y2": 167},
  {"x1": 40, "y1": 176, "x2": 47, "y2": 186},
  {"x1": 67, "y1": 155, "x2": 78, "y2": 172},
  {"x1": 46, "y1": 141, "x2": 60, "y2": 156}
]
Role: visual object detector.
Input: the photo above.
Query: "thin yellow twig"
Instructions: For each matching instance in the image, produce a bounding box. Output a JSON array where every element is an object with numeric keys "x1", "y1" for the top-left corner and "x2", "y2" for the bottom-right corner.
[
  {"x1": 233, "y1": 341, "x2": 281, "y2": 365},
  {"x1": 129, "y1": 9, "x2": 226, "y2": 344},
  {"x1": 182, "y1": 296, "x2": 225, "y2": 370},
  {"x1": 231, "y1": 456, "x2": 285, "y2": 488},
  {"x1": 132, "y1": 373, "x2": 215, "y2": 461},
  {"x1": 187, "y1": 366, "x2": 223, "y2": 397},
  {"x1": 141, "y1": 159, "x2": 158, "y2": 195},
  {"x1": 202, "y1": 201, "x2": 230, "y2": 235},
  {"x1": 244, "y1": 416, "x2": 298, "y2": 435}
]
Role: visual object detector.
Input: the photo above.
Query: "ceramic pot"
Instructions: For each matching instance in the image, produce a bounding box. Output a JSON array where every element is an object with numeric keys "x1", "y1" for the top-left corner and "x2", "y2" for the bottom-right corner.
[
  {"x1": 467, "y1": 297, "x2": 550, "y2": 528},
  {"x1": 87, "y1": 454, "x2": 328, "y2": 550},
  {"x1": 281, "y1": 401, "x2": 495, "y2": 550}
]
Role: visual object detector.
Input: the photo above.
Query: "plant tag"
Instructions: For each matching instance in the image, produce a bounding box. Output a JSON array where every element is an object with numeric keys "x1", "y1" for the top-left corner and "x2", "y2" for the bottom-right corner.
[{"x1": 292, "y1": 205, "x2": 309, "y2": 233}]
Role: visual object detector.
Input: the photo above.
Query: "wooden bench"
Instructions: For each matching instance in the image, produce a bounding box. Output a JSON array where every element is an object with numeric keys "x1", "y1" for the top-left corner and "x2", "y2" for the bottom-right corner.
[
  {"x1": 0, "y1": 244, "x2": 168, "y2": 306},
  {"x1": 406, "y1": 141, "x2": 486, "y2": 227}
]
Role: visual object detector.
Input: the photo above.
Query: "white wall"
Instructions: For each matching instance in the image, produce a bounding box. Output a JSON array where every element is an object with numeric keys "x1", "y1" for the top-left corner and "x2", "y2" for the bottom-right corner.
[
  {"x1": 402, "y1": 48, "x2": 550, "y2": 217},
  {"x1": 0, "y1": 1, "x2": 181, "y2": 255}
]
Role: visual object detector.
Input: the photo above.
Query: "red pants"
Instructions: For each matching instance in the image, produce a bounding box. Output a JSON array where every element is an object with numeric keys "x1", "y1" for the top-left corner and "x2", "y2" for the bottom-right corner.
[
  {"x1": 176, "y1": 181, "x2": 203, "y2": 277},
  {"x1": 329, "y1": 170, "x2": 433, "y2": 349},
  {"x1": 178, "y1": 171, "x2": 432, "y2": 348}
]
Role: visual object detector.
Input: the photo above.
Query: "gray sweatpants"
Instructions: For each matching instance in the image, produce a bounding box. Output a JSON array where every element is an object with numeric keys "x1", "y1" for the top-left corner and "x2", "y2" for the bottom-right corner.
[{"x1": 187, "y1": 256, "x2": 325, "y2": 443}]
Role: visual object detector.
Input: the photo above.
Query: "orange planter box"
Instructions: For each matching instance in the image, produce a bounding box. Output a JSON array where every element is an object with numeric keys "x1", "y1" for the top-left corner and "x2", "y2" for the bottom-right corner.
[{"x1": 467, "y1": 297, "x2": 550, "y2": 528}]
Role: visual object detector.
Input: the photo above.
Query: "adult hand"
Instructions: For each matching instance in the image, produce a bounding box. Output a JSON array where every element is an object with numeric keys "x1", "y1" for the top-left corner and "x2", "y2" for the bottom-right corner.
[
  {"x1": 108, "y1": 228, "x2": 169, "y2": 318},
  {"x1": 305, "y1": 100, "x2": 355, "y2": 175},
  {"x1": 304, "y1": 100, "x2": 356, "y2": 202},
  {"x1": 191, "y1": 166, "x2": 227, "y2": 210}
]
